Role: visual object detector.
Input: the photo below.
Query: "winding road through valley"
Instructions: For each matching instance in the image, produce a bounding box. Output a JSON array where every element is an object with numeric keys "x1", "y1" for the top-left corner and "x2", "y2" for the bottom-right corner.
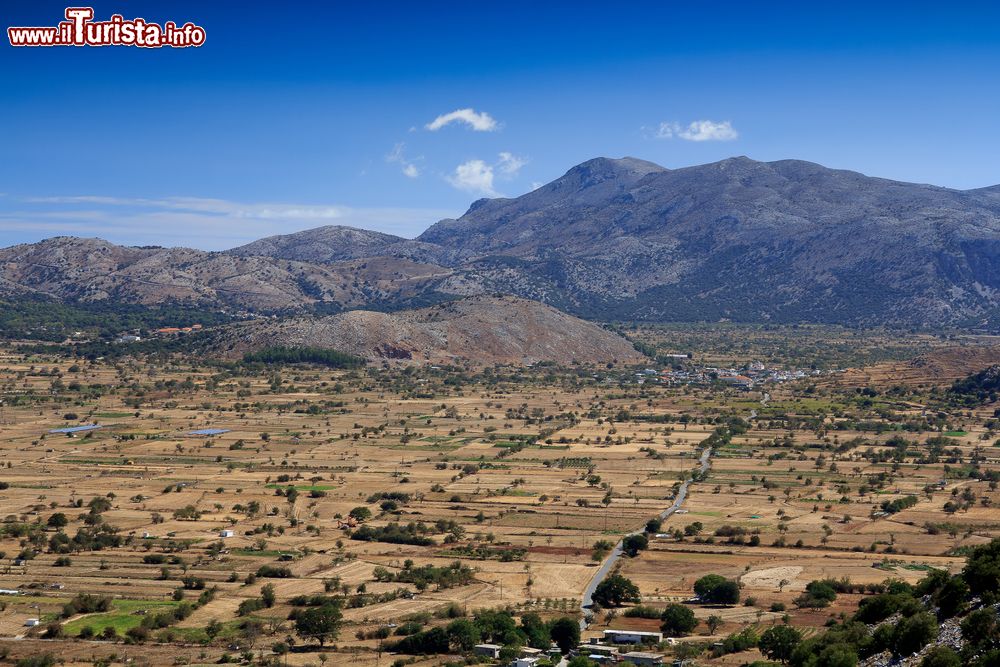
[{"x1": 579, "y1": 444, "x2": 714, "y2": 628}]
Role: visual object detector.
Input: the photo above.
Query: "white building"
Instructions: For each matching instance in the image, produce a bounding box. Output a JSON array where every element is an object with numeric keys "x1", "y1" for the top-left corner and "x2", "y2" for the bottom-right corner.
[
  {"x1": 623, "y1": 651, "x2": 665, "y2": 666},
  {"x1": 511, "y1": 658, "x2": 543, "y2": 667},
  {"x1": 603, "y1": 629, "x2": 663, "y2": 644},
  {"x1": 579, "y1": 644, "x2": 619, "y2": 658},
  {"x1": 474, "y1": 644, "x2": 501, "y2": 659}
]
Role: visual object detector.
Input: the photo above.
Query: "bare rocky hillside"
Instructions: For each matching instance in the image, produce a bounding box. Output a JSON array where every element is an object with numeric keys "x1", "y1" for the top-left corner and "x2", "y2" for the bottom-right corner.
[{"x1": 207, "y1": 295, "x2": 645, "y2": 365}]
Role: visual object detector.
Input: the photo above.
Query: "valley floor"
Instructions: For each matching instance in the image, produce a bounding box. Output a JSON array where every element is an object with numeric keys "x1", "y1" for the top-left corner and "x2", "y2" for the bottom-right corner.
[{"x1": 0, "y1": 336, "x2": 997, "y2": 665}]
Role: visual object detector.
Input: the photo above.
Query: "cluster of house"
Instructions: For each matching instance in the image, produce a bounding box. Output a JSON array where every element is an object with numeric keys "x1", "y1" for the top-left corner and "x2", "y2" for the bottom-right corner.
[
  {"x1": 114, "y1": 323, "x2": 203, "y2": 343},
  {"x1": 638, "y1": 360, "x2": 818, "y2": 389},
  {"x1": 475, "y1": 629, "x2": 676, "y2": 666},
  {"x1": 473, "y1": 644, "x2": 552, "y2": 666},
  {"x1": 577, "y1": 630, "x2": 673, "y2": 666}
]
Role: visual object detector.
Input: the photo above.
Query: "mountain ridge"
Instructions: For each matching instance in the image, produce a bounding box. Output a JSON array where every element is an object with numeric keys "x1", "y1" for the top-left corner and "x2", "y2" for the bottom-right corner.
[{"x1": 4, "y1": 155, "x2": 1000, "y2": 329}]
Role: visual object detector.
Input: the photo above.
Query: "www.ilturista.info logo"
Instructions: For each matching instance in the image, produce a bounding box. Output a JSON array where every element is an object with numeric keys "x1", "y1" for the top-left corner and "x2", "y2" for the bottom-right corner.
[{"x1": 8, "y1": 7, "x2": 206, "y2": 48}]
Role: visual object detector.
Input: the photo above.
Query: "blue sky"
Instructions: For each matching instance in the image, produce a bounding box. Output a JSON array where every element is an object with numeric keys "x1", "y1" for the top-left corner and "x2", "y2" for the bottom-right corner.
[{"x1": 2, "y1": 1, "x2": 999, "y2": 249}]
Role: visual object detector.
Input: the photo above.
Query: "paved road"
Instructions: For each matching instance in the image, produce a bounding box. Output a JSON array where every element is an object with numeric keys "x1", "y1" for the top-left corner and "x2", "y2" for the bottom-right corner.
[{"x1": 579, "y1": 445, "x2": 713, "y2": 629}]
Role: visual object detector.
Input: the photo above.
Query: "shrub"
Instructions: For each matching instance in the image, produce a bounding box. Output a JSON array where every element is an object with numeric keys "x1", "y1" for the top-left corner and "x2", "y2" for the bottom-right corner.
[
  {"x1": 237, "y1": 598, "x2": 265, "y2": 616},
  {"x1": 592, "y1": 574, "x2": 640, "y2": 607},
  {"x1": 550, "y1": 617, "x2": 580, "y2": 654},
  {"x1": 760, "y1": 625, "x2": 802, "y2": 663},
  {"x1": 61, "y1": 593, "x2": 111, "y2": 618},
  {"x1": 349, "y1": 507, "x2": 372, "y2": 522},
  {"x1": 660, "y1": 604, "x2": 698, "y2": 636},
  {"x1": 854, "y1": 593, "x2": 915, "y2": 624},
  {"x1": 623, "y1": 605, "x2": 662, "y2": 619},
  {"x1": 242, "y1": 346, "x2": 363, "y2": 368},
  {"x1": 623, "y1": 533, "x2": 649, "y2": 557},
  {"x1": 796, "y1": 580, "x2": 838, "y2": 608},
  {"x1": 15, "y1": 655, "x2": 56, "y2": 667},
  {"x1": 694, "y1": 574, "x2": 740, "y2": 605},
  {"x1": 892, "y1": 612, "x2": 938, "y2": 657},
  {"x1": 351, "y1": 523, "x2": 434, "y2": 546},
  {"x1": 963, "y1": 539, "x2": 1000, "y2": 602},
  {"x1": 920, "y1": 646, "x2": 962, "y2": 667},
  {"x1": 256, "y1": 565, "x2": 293, "y2": 578}
]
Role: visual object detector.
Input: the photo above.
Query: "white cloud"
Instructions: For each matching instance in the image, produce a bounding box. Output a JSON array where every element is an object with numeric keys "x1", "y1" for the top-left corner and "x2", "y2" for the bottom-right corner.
[
  {"x1": 445, "y1": 152, "x2": 528, "y2": 197},
  {"x1": 447, "y1": 160, "x2": 497, "y2": 196},
  {"x1": 654, "y1": 119, "x2": 738, "y2": 142},
  {"x1": 654, "y1": 122, "x2": 681, "y2": 139},
  {"x1": 386, "y1": 142, "x2": 421, "y2": 178},
  {"x1": 425, "y1": 108, "x2": 498, "y2": 132},
  {"x1": 497, "y1": 151, "x2": 527, "y2": 176}
]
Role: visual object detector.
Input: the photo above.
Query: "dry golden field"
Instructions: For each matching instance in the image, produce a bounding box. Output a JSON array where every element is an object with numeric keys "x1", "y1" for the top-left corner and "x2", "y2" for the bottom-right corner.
[{"x1": 0, "y1": 338, "x2": 998, "y2": 666}]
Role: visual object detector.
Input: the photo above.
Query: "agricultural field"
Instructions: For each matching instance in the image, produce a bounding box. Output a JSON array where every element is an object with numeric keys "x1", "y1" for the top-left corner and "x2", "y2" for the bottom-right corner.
[
  {"x1": 0, "y1": 335, "x2": 999, "y2": 666},
  {"x1": 623, "y1": 322, "x2": 1000, "y2": 370}
]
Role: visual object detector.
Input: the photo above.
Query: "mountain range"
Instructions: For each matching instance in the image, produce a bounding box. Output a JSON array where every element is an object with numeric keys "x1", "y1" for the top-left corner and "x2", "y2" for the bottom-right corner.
[{"x1": 4, "y1": 156, "x2": 1000, "y2": 329}]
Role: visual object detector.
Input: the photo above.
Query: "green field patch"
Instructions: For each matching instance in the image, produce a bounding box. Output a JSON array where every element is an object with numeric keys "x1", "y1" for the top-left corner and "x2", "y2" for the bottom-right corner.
[
  {"x1": 94, "y1": 412, "x2": 135, "y2": 418},
  {"x1": 64, "y1": 599, "x2": 178, "y2": 637},
  {"x1": 159, "y1": 625, "x2": 208, "y2": 642},
  {"x1": 162, "y1": 617, "x2": 252, "y2": 642},
  {"x1": 874, "y1": 560, "x2": 941, "y2": 573},
  {"x1": 264, "y1": 483, "x2": 336, "y2": 492},
  {"x1": 943, "y1": 430, "x2": 968, "y2": 437},
  {"x1": 493, "y1": 440, "x2": 529, "y2": 448}
]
